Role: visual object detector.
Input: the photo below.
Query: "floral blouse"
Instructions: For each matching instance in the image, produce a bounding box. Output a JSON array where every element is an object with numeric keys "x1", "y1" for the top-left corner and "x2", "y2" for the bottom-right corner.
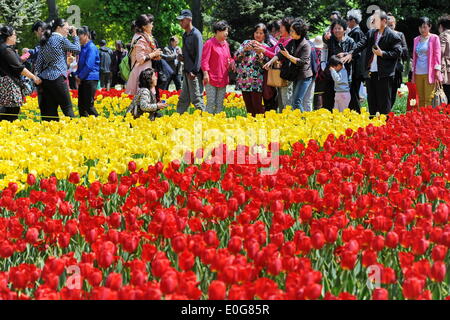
[
  {"x1": 126, "y1": 88, "x2": 158, "y2": 119},
  {"x1": 234, "y1": 40, "x2": 268, "y2": 92}
]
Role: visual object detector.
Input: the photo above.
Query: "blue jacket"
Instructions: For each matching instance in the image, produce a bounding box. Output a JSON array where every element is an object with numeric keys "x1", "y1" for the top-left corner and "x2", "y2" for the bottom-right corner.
[{"x1": 76, "y1": 40, "x2": 100, "y2": 81}]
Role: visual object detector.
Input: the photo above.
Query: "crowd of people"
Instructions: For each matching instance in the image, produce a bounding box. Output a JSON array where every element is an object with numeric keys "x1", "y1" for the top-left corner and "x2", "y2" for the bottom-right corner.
[{"x1": 0, "y1": 8, "x2": 450, "y2": 122}]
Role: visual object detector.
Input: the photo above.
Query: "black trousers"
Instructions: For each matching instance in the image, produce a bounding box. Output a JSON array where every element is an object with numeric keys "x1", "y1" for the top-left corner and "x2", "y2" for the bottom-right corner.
[
  {"x1": 0, "y1": 106, "x2": 20, "y2": 122},
  {"x1": 39, "y1": 76, "x2": 75, "y2": 121},
  {"x1": 322, "y1": 79, "x2": 335, "y2": 112},
  {"x1": 444, "y1": 84, "x2": 450, "y2": 103},
  {"x1": 112, "y1": 71, "x2": 125, "y2": 87},
  {"x1": 78, "y1": 80, "x2": 99, "y2": 117},
  {"x1": 100, "y1": 72, "x2": 111, "y2": 90},
  {"x1": 390, "y1": 72, "x2": 403, "y2": 108},
  {"x1": 68, "y1": 72, "x2": 78, "y2": 90},
  {"x1": 349, "y1": 76, "x2": 362, "y2": 113},
  {"x1": 163, "y1": 74, "x2": 182, "y2": 91},
  {"x1": 366, "y1": 73, "x2": 394, "y2": 115}
]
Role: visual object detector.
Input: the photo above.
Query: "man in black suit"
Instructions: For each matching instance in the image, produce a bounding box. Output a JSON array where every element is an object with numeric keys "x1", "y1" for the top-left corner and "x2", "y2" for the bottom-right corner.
[
  {"x1": 387, "y1": 13, "x2": 409, "y2": 107},
  {"x1": 342, "y1": 10, "x2": 402, "y2": 116},
  {"x1": 346, "y1": 9, "x2": 366, "y2": 113}
]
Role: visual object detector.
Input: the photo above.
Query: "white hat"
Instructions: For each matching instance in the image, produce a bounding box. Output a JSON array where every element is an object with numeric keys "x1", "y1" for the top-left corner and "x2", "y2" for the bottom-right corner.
[{"x1": 313, "y1": 36, "x2": 323, "y2": 49}]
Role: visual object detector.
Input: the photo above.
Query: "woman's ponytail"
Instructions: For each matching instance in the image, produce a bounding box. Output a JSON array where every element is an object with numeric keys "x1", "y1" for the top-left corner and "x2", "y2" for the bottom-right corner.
[{"x1": 40, "y1": 18, "x2": 66, "y2": 46}]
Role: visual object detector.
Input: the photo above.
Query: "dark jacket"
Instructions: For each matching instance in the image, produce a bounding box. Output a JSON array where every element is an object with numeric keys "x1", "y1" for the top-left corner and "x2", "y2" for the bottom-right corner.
[
  {"x1": 111, "y1": 49, "x2": 127, "y2": 74},
  {"x1": 350, "y1": 27, "x2": 402, "y2": 78},
  {"x1": 182, "y1": 27, "x2": 203, "y2": 75},
  {"x1": 99, "y1": 46, "x2": 113, "y2": 73},
  {"x1": 395, "y1": 30, "x2": 409, "y2": 74},
  {"x1": 0, "y1": 43, "x2": 25, "y2": 81},
  {"x1": 162, "y1": 46, "x2": 182, "y2": 75},
  {"x1": 278, "y1": 38, "x2": 313, "y2": 81},
  {"x1": 348, "y1": 26, "x2": 367, "y2": 79},
  {"x1": 323, "y1": 34, "x2": 357, "y2": 78}
]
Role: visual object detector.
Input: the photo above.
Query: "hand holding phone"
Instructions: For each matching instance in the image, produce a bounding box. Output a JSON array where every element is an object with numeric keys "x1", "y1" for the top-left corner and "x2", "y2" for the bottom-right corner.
[
  {"x1": 20, "y1": 51, "x2": 31, "y2": 61},
  {"x1": 278, "y1": 43, "x2": 286, "y2": 51}
]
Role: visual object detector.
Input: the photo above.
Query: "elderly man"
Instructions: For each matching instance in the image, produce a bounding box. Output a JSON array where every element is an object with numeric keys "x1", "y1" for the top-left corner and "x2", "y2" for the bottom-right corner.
[
  {"x1": 176, "y1": 9, "x2": 205, "y2": 113},
  {"x1": 342, "y1": 10, "x2": 402, "y2": 116}
]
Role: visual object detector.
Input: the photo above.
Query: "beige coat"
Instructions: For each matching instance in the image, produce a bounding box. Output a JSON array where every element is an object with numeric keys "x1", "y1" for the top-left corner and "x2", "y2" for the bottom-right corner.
[{"x1": 441, "y1": 30, "x2": 450, "y2": 85}]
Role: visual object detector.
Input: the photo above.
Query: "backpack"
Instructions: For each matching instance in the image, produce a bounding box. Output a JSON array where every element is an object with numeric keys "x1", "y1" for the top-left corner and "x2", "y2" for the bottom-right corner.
[{"x1": 119, "y1": 36, "x2": 143, "y2": 82}]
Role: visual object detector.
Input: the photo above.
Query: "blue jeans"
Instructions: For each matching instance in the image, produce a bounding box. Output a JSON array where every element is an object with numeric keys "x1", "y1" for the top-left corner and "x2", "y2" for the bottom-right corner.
[{"x1": 292, "y1": 77, "x2": 313, "y2": 112}]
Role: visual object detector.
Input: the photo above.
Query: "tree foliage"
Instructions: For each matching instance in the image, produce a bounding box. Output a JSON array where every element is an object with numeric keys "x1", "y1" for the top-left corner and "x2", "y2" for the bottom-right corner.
[{"x1": 0, "y1": 0, "x2": 44, "y2": 40}]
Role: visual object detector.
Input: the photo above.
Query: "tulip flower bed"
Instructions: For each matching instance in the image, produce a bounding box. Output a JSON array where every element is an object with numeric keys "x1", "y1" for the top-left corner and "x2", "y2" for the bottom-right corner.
[
  {"x1": 0, "y1": 105, "x2": 450, "y2": 300},
  {"x1": 0, "y1": 105, "x2": 384, "y2": 191},
  {"x1": 20, "y1": 89, "x2": 246, "y2": 120}
]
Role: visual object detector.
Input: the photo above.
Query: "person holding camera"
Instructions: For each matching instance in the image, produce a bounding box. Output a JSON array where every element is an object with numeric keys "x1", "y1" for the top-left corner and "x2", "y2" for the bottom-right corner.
[
  {"x1": 264, "y1": 19, "x2": 313, "y2": 112},
  {"x1": 342, "y1": 10, "x2": 402, "y2": 116},
  {"x1": 235, "y1": 23, "x2": 270, "y2": 116},
  {"x1": 35, "y1": 18, "x2": 80, "y2": 121}
]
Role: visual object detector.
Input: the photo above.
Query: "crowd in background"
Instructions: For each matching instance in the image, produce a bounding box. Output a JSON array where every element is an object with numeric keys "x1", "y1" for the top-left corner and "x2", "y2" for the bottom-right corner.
[{"x1": 0, "y1": 8, "x2": 449, "y2": 122}]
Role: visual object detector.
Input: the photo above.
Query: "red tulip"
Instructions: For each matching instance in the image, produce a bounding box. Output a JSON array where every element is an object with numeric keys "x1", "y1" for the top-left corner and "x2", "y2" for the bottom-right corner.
[
  {"x1": 305, "y1": 283, "x2": 322, "y2": 300},
  {"x1": 26, "y1": 174, "x2": 36, "y2": 186},
  {"x1": 311, "y1": 232, "x2": 325, "y2": 250},
  {"x1": 372, "y1": 288, "x2": 389, "y2": 300},
  {"x1": 228, "y1": 236, "x2": 243, "y2": 254},
  {"x1": 178, "y1": 251, "x2": 195, "y2": 271},
  {"x1": 300, "y1": 205, "x2": 313, "y2": 222},
  {"x1": 25, "y1": 228, "x2": 39, "y2": 244},
  {"x1": 106, "y1": 273, "x2": 123, "y2": 291},
  {"x1": 385, "y1": 231, "x2": 399, "y2": 248},
  {"x1": 108, "y1": 171, "x2": 118, "y2": 184},
  {"x1": 68, "y1": 172, "x2": 80, "y2": 184},
  {"x1": 160, "y1": 272, "x2": 178, "y2": 294},
  {"x1": 340, "y1": 251, "x2": 358, "y2": 270},
  {"x1": 431, "y1": 261, "x2": 446, "y2": 282},
  {"x1": 208, "y1": 280, "x2": 226, "y2": 300},
  {"x1": 402, "y1": 277, "x2": 425, "y2": 300},
  {"x1": 128, "y1": 161, "x2": 137, "y2": 173},
  {"x1": 431, "y1": 245, "x2": 448, "y2": 261}
]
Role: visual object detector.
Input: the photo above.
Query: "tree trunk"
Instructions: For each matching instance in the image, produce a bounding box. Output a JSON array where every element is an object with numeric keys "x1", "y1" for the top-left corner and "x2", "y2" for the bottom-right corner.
[
  {"x1": 46, "y1": 0, "x2": 58, "y2": 21},
  {"x1": 191, "y1": 0, "x2": 203, "y2": 32}
]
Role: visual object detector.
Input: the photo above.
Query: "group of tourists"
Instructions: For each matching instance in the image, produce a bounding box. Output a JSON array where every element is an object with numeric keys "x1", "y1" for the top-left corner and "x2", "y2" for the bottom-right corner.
[{"x1": 0, "y1": 8, "x2": 450, "y2": 122}]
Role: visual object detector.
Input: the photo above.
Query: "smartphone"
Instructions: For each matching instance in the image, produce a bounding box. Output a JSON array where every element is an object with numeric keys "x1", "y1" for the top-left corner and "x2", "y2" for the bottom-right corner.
[
  {"x1": 278, "y1": 43, "x2": 285, "y2": 51},
  {"x1": 20, "y1": 52, "x2": 30, "y2": 61}
]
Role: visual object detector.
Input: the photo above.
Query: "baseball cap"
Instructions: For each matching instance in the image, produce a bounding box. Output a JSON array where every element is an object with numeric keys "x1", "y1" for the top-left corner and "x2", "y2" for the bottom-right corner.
[{"x1": 177, "y1": 9, "x2": 193, "y2": 20}]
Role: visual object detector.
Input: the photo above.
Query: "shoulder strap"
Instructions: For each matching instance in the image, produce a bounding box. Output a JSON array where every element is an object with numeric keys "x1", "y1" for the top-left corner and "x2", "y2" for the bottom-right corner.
[
  {"x1": 128, "y1": 36, "x2": 144, "y2": 72},
  {"x1": 130, "y1": 36, "x2": 144, "y2": 56}
]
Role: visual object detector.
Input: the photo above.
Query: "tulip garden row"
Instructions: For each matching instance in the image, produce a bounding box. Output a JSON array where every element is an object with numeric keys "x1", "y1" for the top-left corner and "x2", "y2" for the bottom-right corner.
[{"x1": 0, "y1": 99, "x2": 449, "y2": 299}]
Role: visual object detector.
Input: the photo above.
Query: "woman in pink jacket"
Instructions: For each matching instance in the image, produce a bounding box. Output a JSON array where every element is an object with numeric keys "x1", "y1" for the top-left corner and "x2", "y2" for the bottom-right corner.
[
  {"x1": 412, "y1": 17, "x2": 443, "y2": 108},
  {"x1": 126, "y1": 14, "x2": 162, "y2": 96},
  {"x1": 201, "y1": 21, "x2": 232, "y2": 114}
]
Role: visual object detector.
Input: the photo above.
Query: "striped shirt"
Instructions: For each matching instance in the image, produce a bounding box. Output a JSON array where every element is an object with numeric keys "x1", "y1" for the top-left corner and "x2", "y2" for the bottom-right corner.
[{"x1": 35, "y1": 33, "x2": 80, "y2": 80}]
